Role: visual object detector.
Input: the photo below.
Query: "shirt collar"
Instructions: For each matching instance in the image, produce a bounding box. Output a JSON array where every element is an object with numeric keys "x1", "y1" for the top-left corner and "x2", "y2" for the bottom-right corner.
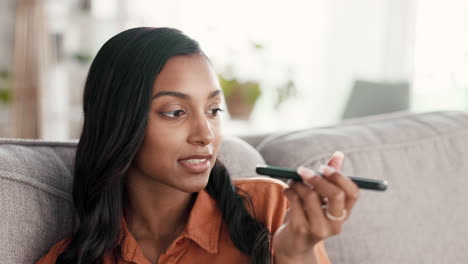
[
  {"x1": 120, "y1": 217, "x2": 148, "y2": 263},
  {"x1": 184, "y1": 189, "x2": 223, "y2": 254},
  {"x1": 119, "y1": 188, "x2": 223, "y2": 262}
]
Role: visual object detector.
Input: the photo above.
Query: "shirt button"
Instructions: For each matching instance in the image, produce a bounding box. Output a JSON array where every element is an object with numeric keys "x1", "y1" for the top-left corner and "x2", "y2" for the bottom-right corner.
[{"x1": 176, "y1": 238, "x2": 186, "y2": 246}]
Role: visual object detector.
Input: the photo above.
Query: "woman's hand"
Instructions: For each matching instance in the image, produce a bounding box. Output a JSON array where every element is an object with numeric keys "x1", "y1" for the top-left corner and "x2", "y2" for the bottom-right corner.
[{"x1": 272, "y1": 151, "x2": 360, "y2": 264}]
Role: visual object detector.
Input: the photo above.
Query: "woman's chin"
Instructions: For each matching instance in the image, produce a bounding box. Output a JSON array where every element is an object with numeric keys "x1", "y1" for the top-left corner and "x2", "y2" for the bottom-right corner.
[{"x1": 175, "y1": 173, "x2": 210, "y2": 193}]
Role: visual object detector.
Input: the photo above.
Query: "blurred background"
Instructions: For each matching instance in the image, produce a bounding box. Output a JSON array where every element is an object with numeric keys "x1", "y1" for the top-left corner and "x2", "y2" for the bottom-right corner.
[{"x1": 1, "y1": 0, "x2": 468, "y2": 139}]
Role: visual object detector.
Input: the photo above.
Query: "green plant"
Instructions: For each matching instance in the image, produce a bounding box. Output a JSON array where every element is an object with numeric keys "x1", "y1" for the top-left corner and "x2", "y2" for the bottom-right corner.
[
  {"x1": 218, "y1": 73, "x2": 262, "y2": 120},
  {"x1": 218, "y1": 41, "x2": 298, "y2": 118},
  {"x1": 0, "y1": 70, "x2": 12, "y2": 104},
  {"x1": 218, "y1": 74, "x2": 261, "y2": 105},
  {"x1": 71, "y1": 51, "x2": 94, "y2": 64},
  {"x1": 274, "y1": 79, "x2": 297, "y2": 109}
]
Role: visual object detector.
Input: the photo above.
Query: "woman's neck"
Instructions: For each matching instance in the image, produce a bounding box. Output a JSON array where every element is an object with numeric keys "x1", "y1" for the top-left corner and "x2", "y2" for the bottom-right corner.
[{"x1": 124, "y1": 171, "x2": 196, "y2": 244}]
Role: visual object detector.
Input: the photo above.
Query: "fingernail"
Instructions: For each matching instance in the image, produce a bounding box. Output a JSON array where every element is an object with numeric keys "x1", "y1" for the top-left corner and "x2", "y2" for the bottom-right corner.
[
  {"x1": 297, "y1": 166, "x2": 307, "y2": 175},
  {"x1": 297, "y1": 166, "x2": 318, "y2": 179},
  {"x1": 319, "y1": 164, "x2": 327, "y2": 173},
  {"x1": 320, "y1": 165, "x2": 336, "y2": 176},
  {"x1": 328, "y1": 151, "x2": 344, "y2": 161},
  {"x1": 333, "y1": 151, "x2": 344, "y2": 159}
]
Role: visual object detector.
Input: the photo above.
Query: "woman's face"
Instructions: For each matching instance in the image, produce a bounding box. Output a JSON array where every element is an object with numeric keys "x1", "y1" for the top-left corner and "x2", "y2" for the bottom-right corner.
[{"x1": 129, "y1": 53, "x2": 223, "y2": 193}]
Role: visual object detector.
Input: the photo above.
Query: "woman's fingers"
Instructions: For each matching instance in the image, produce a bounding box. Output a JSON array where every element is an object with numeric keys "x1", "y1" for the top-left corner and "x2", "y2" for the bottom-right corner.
[
  {"x1": 288, "y1": 182, "x2": 324, "y2": 222},
  {"x1": 325, "y1": 151, "x2": 359, "y2": 208},
  {"x1": 297, "y1": 167, "x2": 346, "y2": 218},
  {"x1": 283, "y1": 188, "x2": 310, "y2": 234},
  {"x1": 288, "y1": 182, "x2": 332, "y2": 240},
  {"x1": 320, "y1": 166, "x2": 360, "y2": 211},
  {"x1": 276, "y1": 159, "x2": 361, "y2": 251}
]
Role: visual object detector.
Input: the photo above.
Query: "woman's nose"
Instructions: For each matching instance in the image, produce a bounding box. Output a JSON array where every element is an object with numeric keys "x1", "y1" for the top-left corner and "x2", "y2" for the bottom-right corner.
[{"x1": 188, "y1": 114, "x2": 214, "y2": 146}]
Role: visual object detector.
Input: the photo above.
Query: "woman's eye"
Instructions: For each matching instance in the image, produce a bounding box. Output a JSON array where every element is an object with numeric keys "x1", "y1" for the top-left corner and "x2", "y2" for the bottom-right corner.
[
  {"x1": 161, "y1": 110, "x2": 186, "y2": 118},
  {"x1": 209, "y1": 108, "x2": 224, "y2": 116}
]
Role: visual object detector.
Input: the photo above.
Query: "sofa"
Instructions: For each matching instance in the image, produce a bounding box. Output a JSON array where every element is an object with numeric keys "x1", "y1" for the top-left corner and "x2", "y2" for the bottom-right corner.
[{"x1": 1, "y1": 110, "x2": 467, "y2": 263}]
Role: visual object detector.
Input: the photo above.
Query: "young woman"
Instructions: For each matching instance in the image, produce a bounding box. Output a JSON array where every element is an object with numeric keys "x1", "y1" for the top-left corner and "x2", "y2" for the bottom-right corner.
[{"x1": 37, "y1": 27, "x2": 359, "y2": 264}]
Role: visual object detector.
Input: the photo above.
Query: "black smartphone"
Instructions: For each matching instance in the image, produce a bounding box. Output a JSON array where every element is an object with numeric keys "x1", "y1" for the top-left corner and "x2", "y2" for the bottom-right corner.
[{"x1": 256, "y1": 164, "x2": 387, "y2": 191}]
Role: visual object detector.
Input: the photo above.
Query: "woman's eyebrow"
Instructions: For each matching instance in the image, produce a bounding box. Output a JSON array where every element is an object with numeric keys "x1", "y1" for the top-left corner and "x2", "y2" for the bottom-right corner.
[
  {"x1": 152, "y1": 89, "x2": 223, "y2": 100},
  {"x1": 208, "y1": 89, "x2": 223, "y2": 98}
]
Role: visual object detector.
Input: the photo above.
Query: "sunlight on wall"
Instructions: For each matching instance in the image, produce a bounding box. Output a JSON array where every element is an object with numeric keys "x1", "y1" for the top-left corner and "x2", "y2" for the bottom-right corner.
[
  {"x1": 121, "y1": 0, "x2": 386, "y2": 134},
  {"x1": 412, "y1": 0, "x2": 468, "y2": 112},
  {"x1": 33, "y1": 0, "x2": 467, "y2": 138}
]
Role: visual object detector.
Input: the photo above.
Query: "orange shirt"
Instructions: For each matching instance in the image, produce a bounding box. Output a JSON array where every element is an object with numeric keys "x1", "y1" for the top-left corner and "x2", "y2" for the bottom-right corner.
[{"x1": 37, "y1": 177, "x2": 331, "y2": 264}]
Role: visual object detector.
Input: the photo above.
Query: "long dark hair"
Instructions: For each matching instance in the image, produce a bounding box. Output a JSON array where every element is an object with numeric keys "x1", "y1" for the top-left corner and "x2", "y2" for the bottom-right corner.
[{"x1": 56, "y1": 27, "x2": 271, "y2": 264}]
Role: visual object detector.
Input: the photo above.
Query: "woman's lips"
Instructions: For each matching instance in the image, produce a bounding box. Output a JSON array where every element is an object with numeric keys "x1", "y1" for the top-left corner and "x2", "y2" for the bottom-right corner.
[{"x1": 178, "y1": 158, "x2": 211, "y2": 173}]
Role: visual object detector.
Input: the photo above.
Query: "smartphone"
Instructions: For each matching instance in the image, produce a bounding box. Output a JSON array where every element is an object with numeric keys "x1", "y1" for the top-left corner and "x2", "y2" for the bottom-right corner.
[{"x1": 256, "y1": 164, "x2": 387, "y2": 191}]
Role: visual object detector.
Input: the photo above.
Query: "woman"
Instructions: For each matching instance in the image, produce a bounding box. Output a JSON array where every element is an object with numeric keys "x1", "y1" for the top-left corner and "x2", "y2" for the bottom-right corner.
[{"x1": 37, "y1": 27, "x2": 359, "y2": 264}]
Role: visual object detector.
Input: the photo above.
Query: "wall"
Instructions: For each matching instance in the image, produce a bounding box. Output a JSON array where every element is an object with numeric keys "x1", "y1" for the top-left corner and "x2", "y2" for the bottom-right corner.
[{"x1": 0, "y1": 0, "x2": 15, "y2": 137}]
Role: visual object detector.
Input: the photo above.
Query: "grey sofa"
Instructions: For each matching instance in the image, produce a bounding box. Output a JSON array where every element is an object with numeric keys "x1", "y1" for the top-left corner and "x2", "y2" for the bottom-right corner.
[{"x1": 1, "y1": 110, "x2": 468, "y2": 263}]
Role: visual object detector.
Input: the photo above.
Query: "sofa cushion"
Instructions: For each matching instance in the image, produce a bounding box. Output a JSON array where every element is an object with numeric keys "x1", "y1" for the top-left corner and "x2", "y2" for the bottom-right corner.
[
  {"x1": 218, "y1": 135, "x2": 265, "y2": 178},
  {"x1": 256, "y1": 111, "x2": 468, "y2": 263},
  {"x1": 0, "y1": 135, "x2": 263, "y2": 263},
  {"x1": 0, "y1": 140, "x2": 76, "y2": 264}
]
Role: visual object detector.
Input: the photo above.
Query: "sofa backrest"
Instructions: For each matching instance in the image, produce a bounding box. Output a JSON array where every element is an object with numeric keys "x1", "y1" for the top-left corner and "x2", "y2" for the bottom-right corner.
[
  {"x1": 256, "y1": 111, "x2": 468, "y2": 264},
  {"x1": 0, "y1": 136, "x2": 264, "y2": 263},
  {"x1": 3, "y1": 110, "x2": 467, "y2": 264}
]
